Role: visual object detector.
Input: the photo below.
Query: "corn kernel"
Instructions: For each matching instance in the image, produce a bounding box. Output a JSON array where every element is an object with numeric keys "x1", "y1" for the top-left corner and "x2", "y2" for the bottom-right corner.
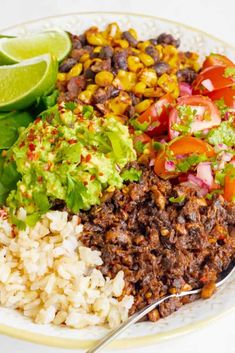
[
  {"x1": 135, "y1": 99, "x2": 153, "y2": 114},
  {"x1": 57, "y1": 73, "x2": 67, "y2": 81},
  {"x1": 113, "y1": 39, "x2": 129, "y2": 48},
  {"x1": 139, "y1": 68, "x2": 157, "y2": 87},
  {"x1": 78, "y1": 90, "x2": 93, "y2": 104},
  {"x1": 87, "y1": 84, "x2": 98, "y2": 92},
  {"x1": 79, "y1": 53, "x2": 90, "y2": 63},
  {"x1": 144, "y1": 87, "x2": 164, "y2": 98},
  {"x1": 139, "y1": 52, "x2": 155, "y2": 67},
  {"x1": 67, "y1": 63, "x2": 83, "y2": 79},
  {"x1": 105, "y1": 22, "x2": 121, "y2": 39},
  {"x1": 127, "y1": 56, "x2": 143, "y2": 72},
  {"x1": 93, "y1": 46, "x2": 102, "y2": 53},
  {"x1": 83, "y1": 59, "x2": 92, "y2": 71},
  {"x1": 108, "y1": 92, "x2": 131, "y2": 115},
  {"x1": 129, "y1": 28, "x2": 138, "y2": 40},
  {"x1": 113, "y1": 70, "x2": 137, "y2": 91},
  {"x1": 137, "y1": 40, "x2": 151, "y2": 51},
  {"x1": 158, "y1": 73, "x2": 179, "y2": 98},
  {"x1": 86, "y1": 28, "x2": 107, "y2": 46},
  {"x1": 133, "y1": 81, "x2": 146, "y2": 95},
  {"x1": 95, "y1": 71, "x2": 114, "y2": 87},
  {"x1": 155, "y1": 44, "x2": 163, "y2": 60}
]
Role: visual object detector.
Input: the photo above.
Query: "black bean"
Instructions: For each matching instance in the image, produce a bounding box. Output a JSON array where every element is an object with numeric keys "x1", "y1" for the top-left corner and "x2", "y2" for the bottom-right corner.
[
  {"x1": 72, "y1": 39, "x2": 82, "y2": 50},
  {"x1": 122, "y1": 31, "x2": 138, "y2": 47},
  {"x1": 176, "y1": 68, "x2": 197, "y2": 84},
  {"x1": 145, "y1": 45, "x2": 159, "y2": 63},
  {"x1": 109, "y1": 87, "x2": 120, "y2": 98},
  {"x1": 129, "y1": 92, "x2": 140, "y2": 106},
  {"x1": 78, "y1": 33, "x2": 86, "y2": 46},
  {"x1": 92, "y1": 87, "x2": 110, "y2": 104},
  {"x1": 113, "y1": 50, "x2": 128, "y2": 70},
  {"x1": 157, "y1": 33, "x2": 180, "y2": 48},
  {"x1": 59, "y1": 58, "x2": 77, "y2": 73},
  {"x1": 84, "y1": 68, "x2": 96, "y2": 80},
  {"x1": 152, "y1": 61, "x2": 170, "y2": 76},
  {"x1": 99, "y1": 45, "x2": 114, "y2": 59}
]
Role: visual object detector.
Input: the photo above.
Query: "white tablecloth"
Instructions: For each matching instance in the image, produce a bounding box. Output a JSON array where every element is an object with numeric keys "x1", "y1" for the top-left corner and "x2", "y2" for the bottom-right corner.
[{"x1": 0, "y1": 1, "x2": 235, "y2": 352}]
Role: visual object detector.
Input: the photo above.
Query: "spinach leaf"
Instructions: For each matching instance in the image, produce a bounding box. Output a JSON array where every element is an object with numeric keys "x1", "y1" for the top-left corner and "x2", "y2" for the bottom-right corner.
[{"x1": 0, "y1": 111, "x2": 33, "y2": 149}]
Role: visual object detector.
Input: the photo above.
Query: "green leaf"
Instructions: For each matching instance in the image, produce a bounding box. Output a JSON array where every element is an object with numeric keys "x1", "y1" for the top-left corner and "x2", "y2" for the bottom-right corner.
[
  {"x1": 121, "y1": 168, "x2": 142, "y2": 182},
  {"x1": 82, "y1": 105, "x2": 94, "y2": 119},
  {"x1": 130, "y1": 118, "x2": 148, "y2": 132},
  {"x1": 107, "y1": 132, "x2": 125, "y2": 160},
  {"x1": 224, "y1": 67, "x2": 235, "y2": 79},
  {"x1": 0, "y1": 182, "x2": 9, "y2": 205},
  {"x1": 66, "y1": 175, "x2": 86, "y2": 213},
  {"x1": 32, "y1": 191, "x2": 50, "y2": 213},
  {"x1": 26, "y1": 213, "x2": 42, "y2": 227},
  {"x1": 65, "y1": 101, "x2": 77, "y2": 111},
  {"x1": 1, "y1": 160, "x2": 20, "y2": 189},
  {"x1": 134, "y1": 140, "x2": 145, "y2": 153},
  {"x1": 207, "y1": 121, "x2": 235, "y2": 146},
  {"x1": 169, "y1": 195, "x2": 185, "y2": 203},
  {"x1": 0, "y1": 111, "x2": 33, "y2": 149},
  {"x1": 56, "y1": 143, "x2": 82, "y2": 163},
  {"x1": 153, "y1": 141, "x2": 164, "y2": 152},
  {"x1": 177, "y1": 154, "x2": 208, "y2": 173},
  {"x1": 35, "y1": 89, "x2": 59, "y2": 114}
]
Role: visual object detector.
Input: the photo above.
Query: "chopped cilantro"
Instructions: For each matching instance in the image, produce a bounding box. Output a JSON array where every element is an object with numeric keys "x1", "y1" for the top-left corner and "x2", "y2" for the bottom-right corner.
[
  {"x1": 130, "y1": 118, "x2": 148, "y2": 132},
  {"x1": 32, "y1": 191, "x2": 50, "y2": 213},
  {"x1": 121, "y1": 168, "x2": 142, "y2": 182},
  {"x1": 82, "y1": 105, "x2": 94, "y2": 119},
  {"x1": 134, "y1": 140, "x2": 145, "y2": 153},
  {"x1": 206, "y1": 189, "x2": 222, "y2": 200},
  {"x1": 214, "y1": 98, "x2": 229, "y2": 116},
  {"x1": 169, "y1": 195, "x2": 185, "y2": 203},
  {"x1": 207, "y1": 121, "x2": 235, "y2": 146},
  {"x1": 153, "y1": 141, "x2": 165, "y2": 152},
  {"x1": 177, "y1": 154, "x2": 208, "y2": 172},
  {"x1": 66, "y1": 175, "x2": 86, "y2": 213},
  {"x1": 64, "y1": 101, "x2": 77, "y2": 111},
  {"x1": 172, "y1": 105, "x2": 196, "y2": 134},
  {"x1": 224, "y1": 67, "x2": 235, "y2": 79}
]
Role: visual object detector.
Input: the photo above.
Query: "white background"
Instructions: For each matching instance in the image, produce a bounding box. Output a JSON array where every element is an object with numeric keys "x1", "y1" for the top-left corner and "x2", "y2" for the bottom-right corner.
[{"x1": 0, "y1": 0, "x2": 235, "y2": 352}]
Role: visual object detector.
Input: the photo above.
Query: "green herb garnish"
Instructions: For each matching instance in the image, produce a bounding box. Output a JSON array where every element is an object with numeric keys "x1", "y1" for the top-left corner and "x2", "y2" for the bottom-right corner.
[{"x1": 169, "y1": 195, "x2": 185, "y2": 203}]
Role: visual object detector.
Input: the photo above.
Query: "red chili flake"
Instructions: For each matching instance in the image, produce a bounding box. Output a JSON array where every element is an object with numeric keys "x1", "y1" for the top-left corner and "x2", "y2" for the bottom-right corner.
[
  {"x1": 99, "y1": 172, "x2": 104, "y2": 176},
  {"x1": 85, "y1": 154, "x2": 91, "y2": 163},
  {"x1": 90, "y1": 175, "x2": 96, "y2": 181},
  {"x1": 84, "y1": 181, "x2": 88, "y2": 186},
  {"x1": 29, "y1": 143, "x2": 36, "y2": 152},
  {"x1": 34, "y1": 117, "x2": 41, "y2": 124},
  {"x1": 81, "y1": 155, "x2": 85, "y2": 162},
  {"x1": 19, "y1": 141, "x2": 25, "y2": 148},
  {"x1": 51, "y1": 129, "x2": 58, "y2": 135},
  {"x1": 37, "y1": 176, "x2": 43, "y2": 183},
  {"x1": 68, "y1": 139, "x2": 77, "y2": 144},
  {"x1": 91, "y1": 146, "x2": 97, "y2": 152}
]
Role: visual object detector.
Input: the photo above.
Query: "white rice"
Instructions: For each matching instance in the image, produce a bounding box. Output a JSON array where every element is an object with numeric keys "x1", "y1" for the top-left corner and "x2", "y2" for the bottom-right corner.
[{"x1": 0, "y1": 208, "x2": 133, "y2": 328}]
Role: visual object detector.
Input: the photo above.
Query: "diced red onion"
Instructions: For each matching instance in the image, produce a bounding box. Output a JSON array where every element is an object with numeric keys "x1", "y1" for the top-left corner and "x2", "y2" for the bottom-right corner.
[
  {"x1": 175, "y1": 154, "x2": 187, "y2": 160},
  {"x1": 188, "y1": 174, "x2": 206, "y2": 188},
  {"x1": 216, "y1": 143, "x2": 228, "y2": 151},
  {"x1": 165, "y1": 160, "x2": 176, "y2": 171},
  {"x1": 179, "y1": 82, "x2": 192, "y2": 97},
  {"x1": 222, "y1": 152, "x2": 233, "y2": 162},
  {"x1": 196, "y1": 162, "x2": 213, "y2": 188},
  {"x1": 197, "y1": 187, "x2": 209, "y2": 197}
]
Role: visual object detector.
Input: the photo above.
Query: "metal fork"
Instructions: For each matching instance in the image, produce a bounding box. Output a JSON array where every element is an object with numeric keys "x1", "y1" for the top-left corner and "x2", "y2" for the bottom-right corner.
[{"x1": 86, "y1": 259, "x2": 235, "y2": 353}]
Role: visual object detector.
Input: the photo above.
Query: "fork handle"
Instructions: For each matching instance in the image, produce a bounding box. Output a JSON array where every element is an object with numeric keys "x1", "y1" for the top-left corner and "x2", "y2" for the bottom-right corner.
[{"x1": 86, "y1": 293, "x2": 175, "y2": 353}]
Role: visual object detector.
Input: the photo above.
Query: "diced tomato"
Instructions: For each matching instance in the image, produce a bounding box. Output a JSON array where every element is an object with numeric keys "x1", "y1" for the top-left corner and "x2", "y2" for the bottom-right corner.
[
  {"x1": 154, "y1": 136, "x2": 215, "y2": 179},
  {"x1": 192, "y1": 66, "x2": 235, "y2": 94},
  {"x1": 207, "y1": 87, "x2": 235, "y2": 108},
  {"x1": 137, "y1": 94, "x2": 175, "y2": 137},
  {"x1": 202, "y1": 54, "x2": 235, "y2": 70},
  {"x1": 224, "y1": 174, "x2": 235, "y2": 202},
  {"x1": 168, "y1": 95, "x2": 221, "y2": 140}
]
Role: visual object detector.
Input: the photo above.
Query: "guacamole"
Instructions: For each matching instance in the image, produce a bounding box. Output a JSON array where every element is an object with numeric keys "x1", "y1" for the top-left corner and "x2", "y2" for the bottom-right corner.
[{"x1": 6, "y1": 104, "x2": 136, "y2": 224}]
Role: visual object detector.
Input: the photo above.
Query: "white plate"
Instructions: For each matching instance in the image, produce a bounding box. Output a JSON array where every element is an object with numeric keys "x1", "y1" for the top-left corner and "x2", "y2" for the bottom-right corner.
[{"x1": 1, "y1": 12, "x2": 235, "y2": 351}]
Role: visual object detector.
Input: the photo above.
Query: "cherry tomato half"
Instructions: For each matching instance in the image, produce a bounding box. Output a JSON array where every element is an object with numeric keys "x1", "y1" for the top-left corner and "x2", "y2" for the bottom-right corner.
[
  {"x1": 202, "y1": 54, "x2": 234, "y2": 70},
  {"x1": 207, "y1": 87, "x2": 235, "y2": 108},
  {"x1": 154, "y1": 136, "x2": 215, "y2": 179},
  {"x1": 224, "y1": 174, "x2": 235, "y2": 202},
  {"x1": 168, "y1": 95, "x2": 221, "y2": 140},
  {"x1": 137, "y1": 94, "x2": 175, "y2": 137},
  {"x1": 193, "y1": 65, "x2": 235, "y2": 94}
]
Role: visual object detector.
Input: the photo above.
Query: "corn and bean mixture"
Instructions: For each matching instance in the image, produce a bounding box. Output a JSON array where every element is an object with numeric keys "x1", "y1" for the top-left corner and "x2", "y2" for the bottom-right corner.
[{"x1": 57, "y1": 23, "x2": 199, "y2": 118}]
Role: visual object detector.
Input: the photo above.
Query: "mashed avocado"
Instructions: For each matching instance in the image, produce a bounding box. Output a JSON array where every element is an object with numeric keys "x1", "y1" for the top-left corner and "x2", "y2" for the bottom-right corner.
[{"x1": 6, "y1": 104, "x2": 136, "y2": 224}]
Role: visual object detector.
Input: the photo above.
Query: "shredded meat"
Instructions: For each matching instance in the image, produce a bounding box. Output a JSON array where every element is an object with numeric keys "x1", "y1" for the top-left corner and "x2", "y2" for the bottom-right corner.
[{"x1": 80, "y1": 165, "x2": 235, "y2": 320}]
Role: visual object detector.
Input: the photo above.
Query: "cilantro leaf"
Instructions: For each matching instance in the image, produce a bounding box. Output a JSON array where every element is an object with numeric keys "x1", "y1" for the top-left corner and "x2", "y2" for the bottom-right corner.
[
  {"x1": 177, "y1": 154, "x2": 207, "y2": 172},
  {"x1": 134, "y1": 140, "x2": 145, "y2": 153},
  {"x1": 207, "y1": 121, "x2": 235, "y2": 146},
  {"x1": 32, "y1": 191, "x2": 50, "y2": 213},
  {"x1": 82, "y1": 105, "x2": 94, "y2": 119},
  {"x1": 224, "y1": 67, "x2": 235, "y2": 79},
  {"x1": 65, "y1": 101, "x2": 77, "y2": 111},
  {"x1": 153, "y1": 141, "x2": 165, "y2": 152},
  {"x1": 130, "y1": 118, "x2": 148, "y2": 132},
  {"x1": 66, "y1": 175, "x2": 86, "y2": 213},
  {"x1": 56, "y1": 143, "x2": 82, "y2": 163},
  {"x1": 121, "y1": 168, "x2": 142, "y2": 182},
  {"x1": 169, "y1": 195, "x2": 185, "y2": 203}
]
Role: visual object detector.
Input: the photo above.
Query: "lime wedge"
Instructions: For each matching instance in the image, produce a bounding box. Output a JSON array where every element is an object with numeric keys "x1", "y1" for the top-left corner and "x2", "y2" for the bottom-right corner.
[
  {"x1": 0, "y1": 54, "x2": 58, "y2": 111},
  {"x1": 0, "y1": 30, "x2": 71, "y2": 64}
]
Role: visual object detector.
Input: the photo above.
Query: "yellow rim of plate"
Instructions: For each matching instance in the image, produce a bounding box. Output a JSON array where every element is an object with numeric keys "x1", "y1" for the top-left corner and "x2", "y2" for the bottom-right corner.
[{"x1": 0, "y1": 12, "x2": 235, "y2": 349}]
